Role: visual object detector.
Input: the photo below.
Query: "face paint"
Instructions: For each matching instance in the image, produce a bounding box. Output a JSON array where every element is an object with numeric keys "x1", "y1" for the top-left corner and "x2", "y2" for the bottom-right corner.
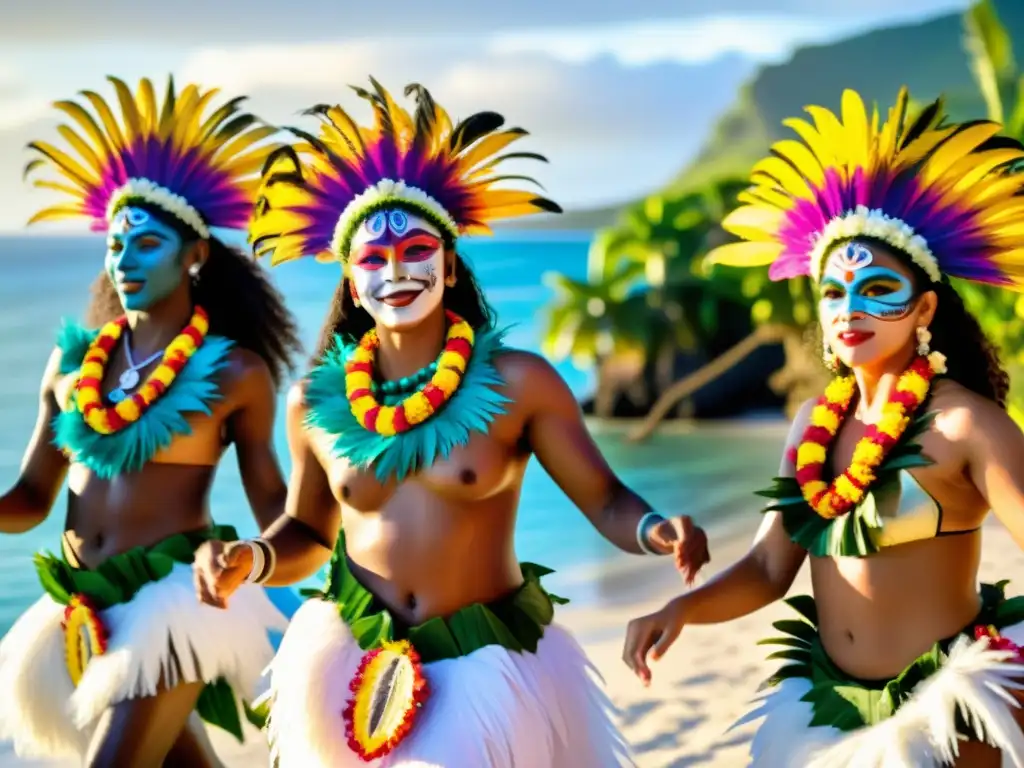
[
  {"x1": 818, "y1": 241, "x2": 923, "y2": 370},
  {"x1": 348, "y1": 208, "x2": 446, "y2": 330},
  {"x1": 819, "y1": 242, "x2": 915, "y2": 322},
  {"x1": 105, "y1": 207, "x2": 188, "y2": 311}
]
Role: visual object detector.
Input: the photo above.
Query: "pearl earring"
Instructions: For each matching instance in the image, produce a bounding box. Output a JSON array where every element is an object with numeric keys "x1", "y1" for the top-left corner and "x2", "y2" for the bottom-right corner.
[
  {"x1": 188, "y1": 263, "x2": 201, "y2": 277},
  {"x1": 916, "y1": 326, "x2": 931, "y2": 356}
]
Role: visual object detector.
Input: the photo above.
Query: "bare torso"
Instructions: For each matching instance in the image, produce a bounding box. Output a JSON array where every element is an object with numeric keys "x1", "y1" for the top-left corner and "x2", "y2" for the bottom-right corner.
[
  {"x1": 308, "y1": 367, "x2": 532, "y2": 623},
  {"x1": 53, "y1": 342, "x2": 257, "y2": 568},
  {"x1": 811, "y1": 381, "x2": 990, "y2": 679}
]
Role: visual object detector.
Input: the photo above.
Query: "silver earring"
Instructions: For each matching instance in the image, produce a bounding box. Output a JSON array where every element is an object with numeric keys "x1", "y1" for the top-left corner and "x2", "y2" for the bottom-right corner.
[
  {"x1": 188, "y1": 263, "x2": 202, "y2": 277},
  {"x1": 916, "y1": 326, "x2": 931, "y2": 357}
]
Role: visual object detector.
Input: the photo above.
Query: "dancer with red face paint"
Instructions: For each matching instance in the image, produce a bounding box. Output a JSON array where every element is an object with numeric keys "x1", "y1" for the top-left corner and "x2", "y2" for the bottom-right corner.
[{"x1": 192, "y1": 79, "x2": 712, "y2": 767}]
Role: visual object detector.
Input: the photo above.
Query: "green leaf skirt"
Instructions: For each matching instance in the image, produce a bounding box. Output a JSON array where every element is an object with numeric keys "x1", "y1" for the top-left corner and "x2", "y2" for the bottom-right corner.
[
  {"x1": 303, "y1": 530, "x2": 570, "y2": 663},
  {"x1": 32, "y1": 526, "x2": 261, "y2": 742},
  {"x1": 756, "y1": 582, "x2": 1024, "y2": 735}
]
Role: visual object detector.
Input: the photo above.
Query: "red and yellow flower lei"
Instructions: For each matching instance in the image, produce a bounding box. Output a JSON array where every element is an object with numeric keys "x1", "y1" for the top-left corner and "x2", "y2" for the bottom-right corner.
[
  {"x1": 75, "y1": 306, "x2": 210, "y2": 435},
  {"x1": 345, "y1": 310, "x2": 474, "y2": 436},
  {"x1": 343, "y1": 640, "x2": 429, "y2": 761},
  {"x1": 62, "y1": 594, "x2": 108, "y2": 686},
  {"x1": 794, "y1": 354, "x2": 943, "y2": 519}
]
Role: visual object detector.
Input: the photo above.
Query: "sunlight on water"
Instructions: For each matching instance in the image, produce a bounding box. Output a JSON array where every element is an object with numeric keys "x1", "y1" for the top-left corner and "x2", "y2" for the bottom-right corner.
[{"x1": 0, "y1": 235, "x2": 787, "y2": 627}]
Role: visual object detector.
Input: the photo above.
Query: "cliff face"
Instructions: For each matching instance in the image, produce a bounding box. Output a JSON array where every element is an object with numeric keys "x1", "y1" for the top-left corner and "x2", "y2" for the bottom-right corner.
[{"x1": 673, "y1": 0, "x2": 1024, "y2": 193}]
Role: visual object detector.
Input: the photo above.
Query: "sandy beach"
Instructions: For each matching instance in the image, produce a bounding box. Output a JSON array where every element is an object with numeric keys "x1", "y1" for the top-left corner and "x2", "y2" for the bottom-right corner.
[{"x1": 4, "y1": 513, "x2": 1024, "y2": 767}]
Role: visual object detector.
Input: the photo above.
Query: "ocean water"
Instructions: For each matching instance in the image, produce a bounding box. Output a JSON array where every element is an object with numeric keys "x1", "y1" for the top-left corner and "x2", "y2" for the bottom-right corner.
[{"x1": 0, "y1": 233, "x2": 787, "y2": 630}]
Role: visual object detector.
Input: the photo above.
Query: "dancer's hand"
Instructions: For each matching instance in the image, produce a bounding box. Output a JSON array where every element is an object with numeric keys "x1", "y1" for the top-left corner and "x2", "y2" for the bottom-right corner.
[
  {"x1": 623, "y1": 598, "x2": 686, "y2": 686},
  {"x1": 193, "y1": 540, "x2": 254, "y2": 609},
  {"x1": 647, "y1": 515, "x2": 710, "y2": 585}
]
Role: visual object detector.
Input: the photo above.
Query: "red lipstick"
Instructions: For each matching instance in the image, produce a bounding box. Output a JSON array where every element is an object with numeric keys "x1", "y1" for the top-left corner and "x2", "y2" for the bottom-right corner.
[{"x1": 837, "y1": 330, "x2": 875, "y2": 347}]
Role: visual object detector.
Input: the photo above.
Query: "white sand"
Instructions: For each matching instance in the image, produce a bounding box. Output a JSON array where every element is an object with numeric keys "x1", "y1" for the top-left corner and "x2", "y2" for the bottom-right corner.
[{"x1": 3, "y1": 515, "x2": 1023, "y2": 767}]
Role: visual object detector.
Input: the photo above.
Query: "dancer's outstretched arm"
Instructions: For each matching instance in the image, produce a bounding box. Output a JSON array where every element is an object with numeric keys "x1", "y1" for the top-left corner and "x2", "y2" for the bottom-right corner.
[
  {"x1": 194, "y1": 382, "x2": 338, "y2": 606},
  {"x1": 622, "y1": 399, "x2": 813, "y2": 685},
  {"x1": 503, "y1": 350, "x2": 710, "y2": 581},
  {"x1": 0, "y1": 348, "x2": 69, "y2": 533}
]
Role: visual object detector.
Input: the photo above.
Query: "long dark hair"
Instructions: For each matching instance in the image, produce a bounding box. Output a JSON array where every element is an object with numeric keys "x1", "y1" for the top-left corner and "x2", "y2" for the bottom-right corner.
[
  {"x1": 822, "y1": 236, "x2": 1009, "y2": 408},
  {"x1": 313, "y1": 248, "x2": 496, "y2": 363},
  {"x1": 85, "y1": 206, "x2": 302, "y2": 388}
]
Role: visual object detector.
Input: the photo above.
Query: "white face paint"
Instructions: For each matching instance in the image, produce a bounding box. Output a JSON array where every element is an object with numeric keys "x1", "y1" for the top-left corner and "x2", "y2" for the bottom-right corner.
[{"x1": 348, "y1": 209, "x2": 446, "y2": 331}]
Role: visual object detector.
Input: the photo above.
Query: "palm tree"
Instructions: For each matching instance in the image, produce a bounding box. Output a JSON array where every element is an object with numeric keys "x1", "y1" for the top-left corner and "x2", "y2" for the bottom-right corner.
[
  {"x1": 541, "y1": 181, "x2": 762, "y2": 418},
  {"x1": 540, "y1": 228, "x2": 667, "y2": 416},
  {"x1": 627, "y1": 263, "x2": 824, "y2": 441}
]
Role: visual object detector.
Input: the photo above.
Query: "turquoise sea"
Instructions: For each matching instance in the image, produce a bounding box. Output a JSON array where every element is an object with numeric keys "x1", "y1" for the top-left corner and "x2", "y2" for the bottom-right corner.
[{"x1": 0, "y1": 233, "x2": 787, "y2": 631}]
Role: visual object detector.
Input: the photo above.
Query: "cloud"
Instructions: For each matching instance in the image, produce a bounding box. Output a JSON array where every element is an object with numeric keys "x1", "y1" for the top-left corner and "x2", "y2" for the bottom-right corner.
[
  {"x1": 0, "y1": 37, "x2": 749, "y2": 231},
  {"x1": 0, "y1": 62, "x2": 49, "y2": 131},
  {"x1": 176, "y1": 40, "x2": 752, "y2": 207},
  {"x1": 0, "y1": 0, "x2": 972, "y2": 229},
  {"x1": 487, "y1": 8, "x2": 970, "y2": 66},
  {"x1": 0, "y1": 0, "x2": 971, "y2": 42}
]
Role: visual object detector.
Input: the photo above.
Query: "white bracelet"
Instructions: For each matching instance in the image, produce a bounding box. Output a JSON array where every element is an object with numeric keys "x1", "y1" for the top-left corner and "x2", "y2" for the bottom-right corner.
[
  {"x1": 243, "y1": 540, "x2": 265, "y2": 584},
  {"x1": 259, "y1": 538, "x2": 277, "y2": 584},
  {"x1": 636, "y1": 512, "x2": 667, "y2": 555},
  {"x1": 243, "y1": 539, "x2": 276, "y2": 585}
]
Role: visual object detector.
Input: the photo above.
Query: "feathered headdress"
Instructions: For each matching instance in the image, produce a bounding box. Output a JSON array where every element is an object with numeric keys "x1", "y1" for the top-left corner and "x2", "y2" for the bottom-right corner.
[
  {"x1": 249, "y1": 78, "x2": 562, "y2": 264},
  {"x1": 25, "y1": 75, "x2": 277, "y2": 239},
  {"x1": 706, "y1": 87, "x2": 1024, "y2": 289}
]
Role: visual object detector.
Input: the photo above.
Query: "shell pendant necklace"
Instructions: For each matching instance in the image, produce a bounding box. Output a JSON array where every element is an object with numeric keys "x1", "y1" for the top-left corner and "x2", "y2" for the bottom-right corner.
[{"x1": 108, "y1": 333, "x2": 164, "y2": 404}]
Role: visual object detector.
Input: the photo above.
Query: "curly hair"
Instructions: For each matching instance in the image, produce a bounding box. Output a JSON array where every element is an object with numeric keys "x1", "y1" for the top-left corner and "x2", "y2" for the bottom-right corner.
[
  {"x1": 313, "y1": 247, "x2": 496, "y2": 364},
  {"x1": 819, "y1": 236, "x2": 1009, "y2": 408},
  {"x1": 85, "y1": 205, "x2": 303, "y2": 388}
]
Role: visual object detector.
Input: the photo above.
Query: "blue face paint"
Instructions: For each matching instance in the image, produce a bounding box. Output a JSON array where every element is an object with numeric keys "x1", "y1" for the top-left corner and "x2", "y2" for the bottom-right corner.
[
  {"x1": 105, "y1": 207, "x2": 187, "y2": 311},
  {"x1": 819, "y1": 242, "x2": 915, "y2": 321}
]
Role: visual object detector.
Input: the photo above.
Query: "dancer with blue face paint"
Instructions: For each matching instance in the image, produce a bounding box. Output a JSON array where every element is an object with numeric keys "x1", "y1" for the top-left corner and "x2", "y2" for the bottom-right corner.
[
  {"x1": 625, "y1": 88, "x2": 1024, "y2": 767},
  {"x1": 0, "y1": 76, "x2": 302, "y2": 766},
  {"x1": 106, "y1": 208, "x2": 196, "y2": 313}
]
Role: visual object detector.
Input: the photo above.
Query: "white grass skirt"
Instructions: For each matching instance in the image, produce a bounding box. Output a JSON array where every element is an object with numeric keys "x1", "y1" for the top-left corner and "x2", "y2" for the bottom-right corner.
[
  {"x1": 0, "y1": 562, "x2": 287, "y2": 759},
  {"x1": 266, "y1": 598, "x2": 635, "y2": 767},
  {"x1": 740, "y1": 620, "x2": 1024, "y2": 767}
]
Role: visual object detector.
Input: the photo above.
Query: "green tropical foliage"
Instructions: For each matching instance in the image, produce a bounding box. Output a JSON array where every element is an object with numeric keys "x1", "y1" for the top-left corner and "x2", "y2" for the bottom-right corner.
[
  {"x1": 959, "y1": 0, "x2": 1024, "y2": 417},
  {"x1": 541, "y1": 179, "x2": 755, "y2": 373},
  {"x1": 541, "y1": 0, "x2": 1024, "y2": 424}
]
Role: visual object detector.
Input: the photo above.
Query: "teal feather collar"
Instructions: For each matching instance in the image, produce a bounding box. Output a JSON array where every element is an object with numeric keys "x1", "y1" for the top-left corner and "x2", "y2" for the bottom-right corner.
[
  {"x1": 304, "y1": 325, "x2": 510, "y2": 482},
  {"x1": 52, "y1": 319, "x2": 234, "y2": 479}
]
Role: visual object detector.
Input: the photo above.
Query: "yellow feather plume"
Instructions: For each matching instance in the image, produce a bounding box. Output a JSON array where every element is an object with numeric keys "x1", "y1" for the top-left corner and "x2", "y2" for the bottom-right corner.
[
  {"x1": 251, "y1": 79, "x2": 561, "y2": 264},
  {"x1": 26, "y1": 75, "x2": 278, "y2": 234},
  {"x1": 705, "y1": 86, "x2": 1024, "y2": 291}
]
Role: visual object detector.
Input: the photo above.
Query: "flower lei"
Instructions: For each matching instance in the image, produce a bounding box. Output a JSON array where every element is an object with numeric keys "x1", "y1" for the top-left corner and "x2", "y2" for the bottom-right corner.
[
  {"x1": 345, "y1": 310, "x2": 474, "y2": 436},
  {"x1": 795, "y1": 352, "x2": 946, "y2": 519},
  {"x1": 74, "y1": 306, "x2": 210, "y2": 435}
]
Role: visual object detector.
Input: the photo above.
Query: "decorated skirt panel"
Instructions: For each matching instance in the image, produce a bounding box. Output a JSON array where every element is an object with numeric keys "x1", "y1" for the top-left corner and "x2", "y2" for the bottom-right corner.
[
  {"x1": 32, "y1": 525, "x2": 263, "y2": 740},
  {"x1": 266, "y1": 532, "x2": 569, "y2": 761}
]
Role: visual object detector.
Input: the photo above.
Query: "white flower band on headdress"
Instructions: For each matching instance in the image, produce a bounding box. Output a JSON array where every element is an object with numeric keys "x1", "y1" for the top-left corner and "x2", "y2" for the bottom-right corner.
[
  {"x1": 810, "y1": 206, "x2": 942, "y2": 283},
  {"x1": 329, "y1": 179, "x2": 460, "y2": 259},
  {"x1": 106, "y1": 178, "x2": 211, "y2": 239}
]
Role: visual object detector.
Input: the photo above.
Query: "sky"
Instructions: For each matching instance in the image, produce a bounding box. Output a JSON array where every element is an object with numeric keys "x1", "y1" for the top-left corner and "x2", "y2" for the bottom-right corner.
[{"x1": 0, "y1": 0, "x2": 972, "y2": 233}]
